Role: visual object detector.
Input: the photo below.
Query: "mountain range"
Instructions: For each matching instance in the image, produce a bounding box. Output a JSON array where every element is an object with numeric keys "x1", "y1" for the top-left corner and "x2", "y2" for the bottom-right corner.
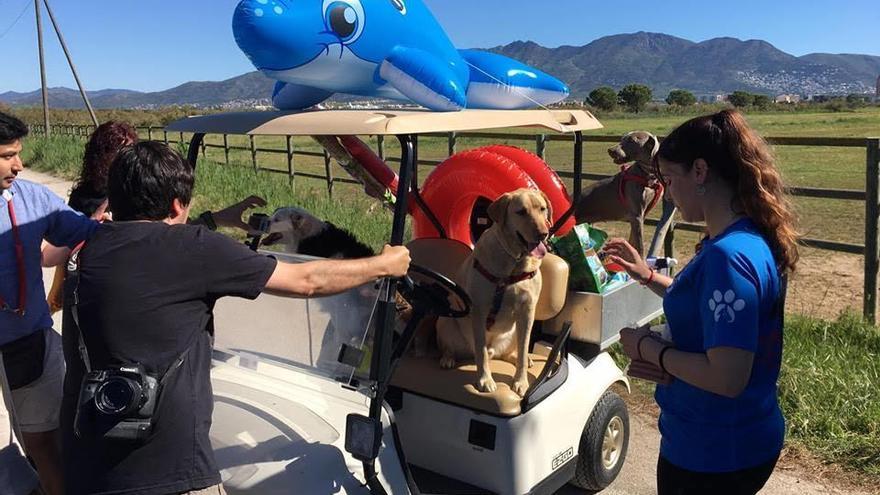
[{"x1": 2, "y1": 32, "x2": 878, "y2": 109}]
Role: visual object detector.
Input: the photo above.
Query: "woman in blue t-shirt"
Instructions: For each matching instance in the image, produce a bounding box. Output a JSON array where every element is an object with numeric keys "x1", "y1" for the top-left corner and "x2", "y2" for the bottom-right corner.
[{"x1": 603, "y1": 109, "x2": 799, "y2": 495}]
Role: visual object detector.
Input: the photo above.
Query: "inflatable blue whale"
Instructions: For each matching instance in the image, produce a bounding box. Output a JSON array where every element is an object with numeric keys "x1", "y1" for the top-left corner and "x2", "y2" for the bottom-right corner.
[{"x1": 232, "y1": 0, "x2": 570, "y2": 111}]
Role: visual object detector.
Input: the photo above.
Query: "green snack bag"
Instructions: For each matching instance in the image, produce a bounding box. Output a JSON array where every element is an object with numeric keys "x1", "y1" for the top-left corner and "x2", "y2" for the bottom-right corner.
[{"x1": 550, "y1": 223, "x2": 610, "y2": 293}]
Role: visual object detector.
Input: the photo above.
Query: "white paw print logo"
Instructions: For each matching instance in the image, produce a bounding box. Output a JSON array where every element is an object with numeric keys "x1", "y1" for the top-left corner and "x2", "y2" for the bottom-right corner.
[{"x1": 708, "y1": 289, "x2": 746, "y2": 323}]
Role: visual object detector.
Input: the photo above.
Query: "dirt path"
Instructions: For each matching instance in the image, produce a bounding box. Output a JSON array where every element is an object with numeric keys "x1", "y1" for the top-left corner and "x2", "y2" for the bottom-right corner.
[{"x1": 21, "y1": 169, "x2": 876, "y2": 494}]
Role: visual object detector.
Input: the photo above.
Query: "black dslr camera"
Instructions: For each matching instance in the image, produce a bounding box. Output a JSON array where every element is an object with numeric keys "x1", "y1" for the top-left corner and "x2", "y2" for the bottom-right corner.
[{"x1": 74, "y1": 363, "x2": 159, "y2": 442}]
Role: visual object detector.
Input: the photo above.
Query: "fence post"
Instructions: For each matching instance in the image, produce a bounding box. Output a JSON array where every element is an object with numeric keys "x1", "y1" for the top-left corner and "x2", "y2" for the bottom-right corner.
[
  {"x1": 249, "y1": 135, "x2": 257, "y2": 171},
  {"x1": 201, "y1": 136, "x2": 207, "y2": 159},
  {"x1": 223, "y1": 134, "x2": 229, "y2": 165},
  {"x1": 147, "y1": 126, "x2": 153, "y2": 141},
  {"x1": 536, "y1": 134, "x2": 546, "y2": 160},
  {"x1": 864, "y1": 138, "x2": 880, "y2": 324},
  {"x1": 286, "y1": 135, "x2": 295, "y2": 188},
  {"x1": 324, "y1": 149, "x2": 334, "y2": 198},
  {"x1": 377, "y1": 135, "x2": 385, "y2": 161},
  {"x1": 448, "y1": 131, "x2": 456, "y2": 157},
  {"x1": 163, "y1": 130, "x2": 168, "y2": 145}
]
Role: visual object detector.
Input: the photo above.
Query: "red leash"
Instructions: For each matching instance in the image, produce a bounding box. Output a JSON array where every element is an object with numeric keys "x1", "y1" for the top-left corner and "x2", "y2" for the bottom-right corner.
[
  {"x1": 473, "y1": 258, "x2": 536, "y2": 330},
  {"x1": 1, "y1": 199, "x2": 27, "y2": 316},
  {"x1": 617, "y1": 164, "x2": 664, "y2": 214}
]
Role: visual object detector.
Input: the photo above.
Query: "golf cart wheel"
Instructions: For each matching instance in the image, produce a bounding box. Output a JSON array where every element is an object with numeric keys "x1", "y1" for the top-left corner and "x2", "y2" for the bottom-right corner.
[{"x1": 570, "y1": 390, "x2": 629, "y2": 492}]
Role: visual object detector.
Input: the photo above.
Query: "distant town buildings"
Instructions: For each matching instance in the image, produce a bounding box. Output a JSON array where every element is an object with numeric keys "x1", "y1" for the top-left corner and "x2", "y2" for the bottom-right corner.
[{"x1": 775, "y1": 94, "x2": 801, "y2": 104}]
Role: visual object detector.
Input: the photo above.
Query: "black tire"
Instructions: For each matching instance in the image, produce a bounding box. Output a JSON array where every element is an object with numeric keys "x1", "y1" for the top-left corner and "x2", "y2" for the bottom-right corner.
[{"x1": 569, "y1": 390, "x2": 629, "y2": 492}]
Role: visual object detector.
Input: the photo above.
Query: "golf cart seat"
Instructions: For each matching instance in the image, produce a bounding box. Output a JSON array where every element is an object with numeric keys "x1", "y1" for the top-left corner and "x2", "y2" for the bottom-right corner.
[{"x1": 392, "y1": 238, "x2": 569, "y2": 416}]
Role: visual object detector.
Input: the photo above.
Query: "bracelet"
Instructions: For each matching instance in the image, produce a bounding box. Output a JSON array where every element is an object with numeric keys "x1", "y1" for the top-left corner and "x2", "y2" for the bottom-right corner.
[
  {"x1": 658, "y1": 346, "x2": 673, "y2": 373},
  {"x1": 636, "y1": 334, "x2": 652, "y2": 361},
  {"x1": 198, "y1": 211, "x2": 217, "y2": 231},
  {"x1": 639, "y1": 269, "x2": 655, "y2": 286}
]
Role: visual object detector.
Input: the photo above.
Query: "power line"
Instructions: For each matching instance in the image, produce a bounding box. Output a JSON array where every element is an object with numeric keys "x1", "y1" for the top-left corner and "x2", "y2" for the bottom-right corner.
[{"x1": 0, "y1": 0, "x2": 32, "y2": 41}]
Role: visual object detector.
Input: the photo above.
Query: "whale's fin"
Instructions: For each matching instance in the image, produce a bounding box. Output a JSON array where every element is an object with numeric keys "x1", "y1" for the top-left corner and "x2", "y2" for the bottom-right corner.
[
  {"x1": 272, "y1": 81, "x2": 334, "y2": 110},
  {"x1": 379, "y1": 46, "x2": 467, "y2": 112},
  {"x1": 458, "y1": 50, "x2": 570, "y2": 110}
]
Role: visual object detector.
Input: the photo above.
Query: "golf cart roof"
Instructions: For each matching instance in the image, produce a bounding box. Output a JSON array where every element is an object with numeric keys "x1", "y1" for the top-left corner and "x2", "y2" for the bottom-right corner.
[{"x1": 165, "y1": 109, "x2": 603, "y2": 136}]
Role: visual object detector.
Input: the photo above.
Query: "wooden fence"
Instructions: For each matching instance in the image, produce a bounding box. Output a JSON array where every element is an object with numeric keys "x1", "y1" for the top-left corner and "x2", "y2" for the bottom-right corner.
[{"x1": 28, "y1": 123, "x2": 880, "y2": 323}]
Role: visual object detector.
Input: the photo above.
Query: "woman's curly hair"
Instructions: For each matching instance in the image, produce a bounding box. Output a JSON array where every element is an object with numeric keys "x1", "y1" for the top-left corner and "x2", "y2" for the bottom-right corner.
[
  {"x1": 655, "y1": 109, "x2": 799, "y2": 274},
  {"x1": 76, "y1": 121, "x2": 138, "y2": 195}
]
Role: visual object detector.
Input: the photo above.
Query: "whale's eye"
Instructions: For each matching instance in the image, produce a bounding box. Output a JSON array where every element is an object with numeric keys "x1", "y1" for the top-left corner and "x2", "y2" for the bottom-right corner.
[
  {"x1": 323, "y1": 1, "x2": 364, "y2": 42},
  {"x1": 390, "y1": 0, "x2": 406, "y2": 14}
]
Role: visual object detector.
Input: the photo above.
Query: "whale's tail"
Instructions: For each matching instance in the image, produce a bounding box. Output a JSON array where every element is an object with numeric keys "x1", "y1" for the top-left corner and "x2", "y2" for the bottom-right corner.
[{"x1": 458, "y1": 50, "x2": 570, "y2": 110}]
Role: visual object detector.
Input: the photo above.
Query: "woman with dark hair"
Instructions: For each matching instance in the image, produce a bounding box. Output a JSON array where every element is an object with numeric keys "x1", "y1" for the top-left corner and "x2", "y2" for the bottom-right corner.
[
  {"x1": 603, "y1": 109, "x2": 798, "y2": 495},
  {"x1": 46, "y1": 122, "x2": 137, "y2": 313},
  {"x1": 70, "y1": 121, "x2": 139, "y2": 217}
]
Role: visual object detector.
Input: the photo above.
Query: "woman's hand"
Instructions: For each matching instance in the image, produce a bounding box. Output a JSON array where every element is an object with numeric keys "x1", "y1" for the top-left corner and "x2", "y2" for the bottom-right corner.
[
  {"x1": 619, "y1": 326, "x2": 652, "y2": 361},
  {"x1": 627, "y1": 360, "x2": 674, "y2": 385},
  {"x1": 602, "y1": 238, "x2": 652, "y2": 283}
]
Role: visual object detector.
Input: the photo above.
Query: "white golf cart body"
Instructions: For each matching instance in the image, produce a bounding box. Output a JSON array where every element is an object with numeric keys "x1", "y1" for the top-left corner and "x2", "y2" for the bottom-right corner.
[{"x1": 167, "y1": 110, "x2": 665, "y2": 494}]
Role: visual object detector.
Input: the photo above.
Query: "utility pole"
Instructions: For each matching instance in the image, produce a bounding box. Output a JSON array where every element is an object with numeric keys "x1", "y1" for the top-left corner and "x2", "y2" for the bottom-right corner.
[
  {"x1": 42, "y1": 0, "x2": 98, "y2": 127},
  {"x1": 35, "y1": 0, "x2": 49, "y2": 135}
]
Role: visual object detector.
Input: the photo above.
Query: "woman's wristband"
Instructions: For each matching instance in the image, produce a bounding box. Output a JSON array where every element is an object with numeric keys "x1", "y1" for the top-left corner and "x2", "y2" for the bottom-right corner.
[
  {"x1": 658, "y1": 345, "x2": 673, "y2": 373},
  {"x1": 639, "y1": 269, "x2": 655, "y2": 286}
]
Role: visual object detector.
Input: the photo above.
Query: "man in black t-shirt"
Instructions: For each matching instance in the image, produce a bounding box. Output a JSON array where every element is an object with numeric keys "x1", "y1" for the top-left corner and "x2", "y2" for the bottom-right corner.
[{"x1": 61, "y1": 141, "x2": 410, "y2": 495}]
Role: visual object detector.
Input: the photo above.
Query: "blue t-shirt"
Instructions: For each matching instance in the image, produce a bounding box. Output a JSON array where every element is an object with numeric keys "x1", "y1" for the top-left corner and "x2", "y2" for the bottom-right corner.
[
  {"x1": 656, "y1": 218, "x2": 784, "y2": 473},
  {"x1": 1, "y1": 179, "x2": 97, "y2": 345}
]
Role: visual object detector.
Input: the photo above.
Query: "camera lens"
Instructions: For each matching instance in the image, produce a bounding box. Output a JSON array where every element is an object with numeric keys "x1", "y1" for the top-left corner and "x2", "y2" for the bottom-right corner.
[{"x1": 95, "y1": 377, "x2": 142, "y2": 416}]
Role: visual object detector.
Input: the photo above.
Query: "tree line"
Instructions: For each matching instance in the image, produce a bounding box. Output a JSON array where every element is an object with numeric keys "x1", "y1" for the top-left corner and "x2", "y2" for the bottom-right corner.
[{"x1": 585, "y1": 85, "x2": 876, "y2": 113}]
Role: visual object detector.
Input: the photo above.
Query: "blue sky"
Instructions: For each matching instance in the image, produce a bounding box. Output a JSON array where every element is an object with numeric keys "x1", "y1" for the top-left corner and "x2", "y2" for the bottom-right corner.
[{"x1": 1, "y1": 0, "x2": 877, "y2": 93}]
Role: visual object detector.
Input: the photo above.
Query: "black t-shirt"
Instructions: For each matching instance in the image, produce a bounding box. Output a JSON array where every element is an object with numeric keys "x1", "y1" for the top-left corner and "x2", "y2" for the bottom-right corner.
[{"x1": 61, "y1": 222, "x2": 277, "y2": 495}]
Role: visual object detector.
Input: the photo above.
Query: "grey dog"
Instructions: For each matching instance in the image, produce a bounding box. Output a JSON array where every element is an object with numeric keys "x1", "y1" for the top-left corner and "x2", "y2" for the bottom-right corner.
[{"x1": 573, "y1": 131, "x2": 677, "y2": 257}]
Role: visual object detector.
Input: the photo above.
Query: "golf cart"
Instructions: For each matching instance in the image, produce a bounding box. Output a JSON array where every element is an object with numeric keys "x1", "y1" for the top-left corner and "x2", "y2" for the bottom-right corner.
[{"x1": 166, "y1": 109, "x2": 665, "y2": 494}]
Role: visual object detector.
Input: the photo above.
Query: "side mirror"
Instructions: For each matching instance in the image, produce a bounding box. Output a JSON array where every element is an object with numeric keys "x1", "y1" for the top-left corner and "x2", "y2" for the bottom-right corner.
[{"x1": 345, "y1": 414, "x2": 382, "y2": 462}]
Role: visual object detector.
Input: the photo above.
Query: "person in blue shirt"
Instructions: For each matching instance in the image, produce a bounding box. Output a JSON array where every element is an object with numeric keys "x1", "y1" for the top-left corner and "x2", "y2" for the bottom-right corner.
[
  {"x1": 603, "y1": 109, "x2": 799, "y2": 495},
  {"x1": 0, "y1": 111, "x2": 98, "y2": 495}
]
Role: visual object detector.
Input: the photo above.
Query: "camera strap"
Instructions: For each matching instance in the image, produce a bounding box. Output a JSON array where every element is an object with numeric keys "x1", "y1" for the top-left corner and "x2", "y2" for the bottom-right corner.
[{"x1": 67, "y1": 242, "x2": 195, "y2": 384}]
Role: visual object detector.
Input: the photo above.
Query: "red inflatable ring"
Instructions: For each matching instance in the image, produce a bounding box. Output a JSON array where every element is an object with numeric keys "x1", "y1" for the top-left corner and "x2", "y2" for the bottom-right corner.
[
  {"x1": 475, "y1": 145, "x2": 575, "y2": 236},
  {"x1": 412, "y1": 150, "x2": 537, "y2": 246}
]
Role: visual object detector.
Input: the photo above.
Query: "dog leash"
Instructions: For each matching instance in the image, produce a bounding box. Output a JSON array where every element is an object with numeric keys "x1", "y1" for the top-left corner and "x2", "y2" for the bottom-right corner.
[
  {"x1": 618, "y1": 164, "x2": 664, "y2": 214},
  {"x1": 1, "y1": 199, "x2": 27, "y2": 316},
  {"x1": 473, "y1": 258, "x2": 536, "y2": 330}
]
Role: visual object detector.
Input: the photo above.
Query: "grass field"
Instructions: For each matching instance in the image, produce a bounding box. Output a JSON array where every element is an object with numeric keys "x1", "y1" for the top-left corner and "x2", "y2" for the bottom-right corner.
[{"x1": 18, "y1": 107, "x2": 880, "y2": 482}]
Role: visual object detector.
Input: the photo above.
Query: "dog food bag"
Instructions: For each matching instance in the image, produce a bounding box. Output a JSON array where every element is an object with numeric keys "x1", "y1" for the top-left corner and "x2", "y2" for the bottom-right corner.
[{"x1": 550, "y1": 223, "x2": 610, "y2": 293}]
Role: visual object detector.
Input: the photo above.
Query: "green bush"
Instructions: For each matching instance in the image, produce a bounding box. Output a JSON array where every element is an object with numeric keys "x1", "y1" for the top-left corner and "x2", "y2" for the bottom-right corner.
[
  {"x1": 728, "y1": 91, "x2": 756, "y2": 108},
  {"x1": 618, "y1": 84, "x2": 653, "y2": 113},
  {"x1": 586, "y1": 86, "x2": 619, "y2": 112},
  {"x1": 665, "y1": 89, "x2": 697, "y2": 107}
]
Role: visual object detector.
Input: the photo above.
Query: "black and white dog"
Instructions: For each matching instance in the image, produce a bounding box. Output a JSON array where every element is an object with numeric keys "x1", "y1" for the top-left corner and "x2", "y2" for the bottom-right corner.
[
  {"x1": 261, "y1": 206, "x2": 375, "y2": 259},
  {"x1": 260, "y1": 207, "x2": 424, "y2": 362}
]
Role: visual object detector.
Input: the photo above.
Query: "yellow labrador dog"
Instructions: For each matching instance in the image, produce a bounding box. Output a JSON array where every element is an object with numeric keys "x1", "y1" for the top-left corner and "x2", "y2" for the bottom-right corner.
[{"x1": 436, "y1": 189, "x2": 551, "y2": 396}]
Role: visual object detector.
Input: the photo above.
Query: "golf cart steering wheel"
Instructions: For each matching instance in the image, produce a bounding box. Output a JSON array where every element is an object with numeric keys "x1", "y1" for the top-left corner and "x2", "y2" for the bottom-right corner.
[{"x1": 398, "y1": 264, "x2": 471, "y2": 318}]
